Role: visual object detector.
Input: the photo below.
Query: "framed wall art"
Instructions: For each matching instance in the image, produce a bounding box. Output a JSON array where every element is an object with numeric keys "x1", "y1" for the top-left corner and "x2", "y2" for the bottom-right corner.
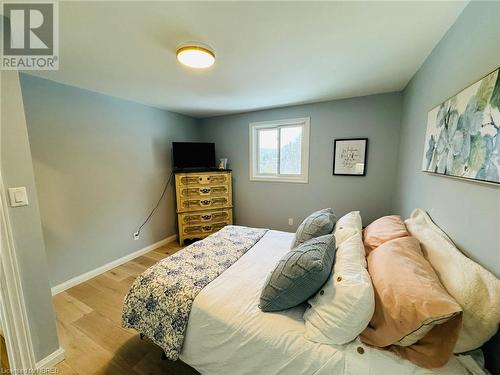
[
  {"x1": 422, "y1": 67, "x2": 500, "y2": 185},
  {"x1": 333, "y1": 138, "x2": 368, "y2": 176}
]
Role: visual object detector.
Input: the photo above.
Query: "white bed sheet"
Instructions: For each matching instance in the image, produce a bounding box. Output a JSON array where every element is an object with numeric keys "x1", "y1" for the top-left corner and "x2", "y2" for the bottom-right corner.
[{"x1": 179, "y1": 230, "x2": 470, "y2": 375}]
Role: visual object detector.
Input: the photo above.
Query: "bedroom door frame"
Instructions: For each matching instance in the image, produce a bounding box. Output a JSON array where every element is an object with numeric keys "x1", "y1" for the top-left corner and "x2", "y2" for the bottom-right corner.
[{"x1": 0, "y1": 171, "x2": 37, "y2": 370}]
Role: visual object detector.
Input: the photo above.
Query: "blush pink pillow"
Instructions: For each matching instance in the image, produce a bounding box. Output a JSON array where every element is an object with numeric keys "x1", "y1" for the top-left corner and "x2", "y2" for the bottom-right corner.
[
  {"x1": 363, "y1": 215, "x2": 408, "y2": 255},
  {"x1": 361, "y1": 236, "x2": 463, "y2": 369}
]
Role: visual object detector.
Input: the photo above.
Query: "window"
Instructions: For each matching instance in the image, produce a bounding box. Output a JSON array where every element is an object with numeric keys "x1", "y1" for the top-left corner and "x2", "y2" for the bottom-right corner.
[{"x1": 249, "y1": 118, "x2": 310, "y2": 183}]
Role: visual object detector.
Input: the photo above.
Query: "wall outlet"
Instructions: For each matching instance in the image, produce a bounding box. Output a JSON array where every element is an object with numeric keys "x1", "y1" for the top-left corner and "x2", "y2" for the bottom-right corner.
[
  {"x1": 288, "y1": 218, "x2": 294, "y2": 226},
  {"x1": 133, "y1": 232, "x2": 140, "y2": 240}
]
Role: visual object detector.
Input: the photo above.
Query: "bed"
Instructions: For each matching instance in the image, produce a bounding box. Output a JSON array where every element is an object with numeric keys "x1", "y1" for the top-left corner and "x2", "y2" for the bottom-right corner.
[
  {"x1": 123, "y1": 225, "x2": 486, "y2": 374},
  {"x1": 178, "y1": 230, "x2": 472, "y2": 374}
]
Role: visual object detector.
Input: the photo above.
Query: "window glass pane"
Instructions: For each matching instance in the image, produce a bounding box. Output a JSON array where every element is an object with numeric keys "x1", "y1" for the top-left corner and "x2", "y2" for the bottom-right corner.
[
  {"x1": 279, "y1": 126, "x2": 302, "y2": 175},
  {"x1": 258, "y1": 128, "x2": 278, "y2": 174}
]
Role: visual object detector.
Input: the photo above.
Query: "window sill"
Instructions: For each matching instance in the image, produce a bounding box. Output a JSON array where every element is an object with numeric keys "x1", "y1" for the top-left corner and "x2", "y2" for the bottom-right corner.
[{"x1": 249, "y1": 176, "x2": 309, "y2": 184}]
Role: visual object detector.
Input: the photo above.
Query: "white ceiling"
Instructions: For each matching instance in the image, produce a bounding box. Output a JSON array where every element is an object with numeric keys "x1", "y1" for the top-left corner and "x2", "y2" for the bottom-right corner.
[{"x1": 28, "y1": 1, "x2": 467, "y2": 118}]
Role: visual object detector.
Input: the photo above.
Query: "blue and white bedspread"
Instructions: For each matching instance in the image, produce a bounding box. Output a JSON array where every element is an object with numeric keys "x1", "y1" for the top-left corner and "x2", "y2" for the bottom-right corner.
[{"x1": 122, "y1": 225, "x2": 268, "y2": 360}]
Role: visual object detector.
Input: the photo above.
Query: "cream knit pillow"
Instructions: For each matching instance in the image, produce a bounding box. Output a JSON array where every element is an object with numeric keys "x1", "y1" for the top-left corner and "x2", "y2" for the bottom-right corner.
[{"x1": 405, "y1": 208, "x2": 500, "y2": 353}]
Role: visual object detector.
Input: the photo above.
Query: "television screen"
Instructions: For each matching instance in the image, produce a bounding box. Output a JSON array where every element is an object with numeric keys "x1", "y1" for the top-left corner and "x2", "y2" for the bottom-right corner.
[{"x1": 172, "y1": 142, "x2": 216, "y2": 170}]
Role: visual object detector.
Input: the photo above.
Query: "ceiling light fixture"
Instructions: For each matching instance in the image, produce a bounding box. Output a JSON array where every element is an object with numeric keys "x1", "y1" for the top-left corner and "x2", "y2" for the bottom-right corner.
[{"x1": 176, "y1": 42, "x2": 215, "y2": 69}]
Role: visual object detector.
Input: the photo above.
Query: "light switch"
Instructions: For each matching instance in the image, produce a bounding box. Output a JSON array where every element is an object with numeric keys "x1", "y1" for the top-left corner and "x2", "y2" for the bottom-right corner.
[
  {"x1": 14, "y1": 190, "x2": 24, "y2": 202},
  {"x1": 8, "y1": 187, "x2": 29, "y2": 207}
]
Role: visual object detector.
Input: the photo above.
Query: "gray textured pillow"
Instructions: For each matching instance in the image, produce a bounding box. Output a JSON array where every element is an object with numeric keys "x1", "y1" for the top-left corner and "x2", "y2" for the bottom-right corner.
[
  {"x1": 291, "y1": 208, "x2": 336, "y2": 248},
  {"x1": 259, "y1": 234, "x2": 336, "y2": 312}
]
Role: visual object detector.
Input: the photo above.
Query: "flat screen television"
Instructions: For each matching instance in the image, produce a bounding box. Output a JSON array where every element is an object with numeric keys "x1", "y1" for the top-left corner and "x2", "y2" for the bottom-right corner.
[{"x1": 172, "y1": 142, "x2": 216, "y2": 170}]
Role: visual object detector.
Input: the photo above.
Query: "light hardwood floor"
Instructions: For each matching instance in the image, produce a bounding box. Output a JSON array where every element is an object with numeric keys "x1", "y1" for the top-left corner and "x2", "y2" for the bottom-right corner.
[{"x1": 53, "y1": 241, "x2": 199, "y2": 375}]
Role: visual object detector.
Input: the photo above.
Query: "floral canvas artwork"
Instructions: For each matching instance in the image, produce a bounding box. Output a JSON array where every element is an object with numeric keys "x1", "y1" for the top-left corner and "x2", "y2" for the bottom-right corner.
[{"x1": 422, "y1": 68, "x2": 500, "y2": 184}]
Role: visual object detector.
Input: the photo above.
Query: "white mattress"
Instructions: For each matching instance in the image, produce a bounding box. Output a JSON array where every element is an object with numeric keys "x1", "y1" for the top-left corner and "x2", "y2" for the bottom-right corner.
[{"x1": 179, "y1": 230, "x2": 470, "y2": 375}]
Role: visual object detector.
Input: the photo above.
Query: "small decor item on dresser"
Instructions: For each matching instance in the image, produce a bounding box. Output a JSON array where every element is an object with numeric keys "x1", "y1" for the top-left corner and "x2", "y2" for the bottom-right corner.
[
  {"x1": 218, "y1": 158, "x2": 228, "y2": 170},
  {"x1": 333, "y1": 138, "x2": 368, "y2": 176},
  {"x1": 422, "y1": 67, "x2": 500, "y2": 185}
]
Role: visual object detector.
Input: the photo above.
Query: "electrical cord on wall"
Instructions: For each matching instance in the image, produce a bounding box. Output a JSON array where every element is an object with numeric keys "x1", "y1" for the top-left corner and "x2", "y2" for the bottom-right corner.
[{"x1": 134, "y1": 171, "x2": 174, "y2": 238}]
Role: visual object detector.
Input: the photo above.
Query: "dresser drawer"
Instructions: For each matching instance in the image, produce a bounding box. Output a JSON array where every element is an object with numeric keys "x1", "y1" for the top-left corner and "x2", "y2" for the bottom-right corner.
[
  {"x1": 179, "y1": 196, "x2": 232, "y2": 212},
  {"x1": 176, "y1": 172, "x2": 230, "y2": 187},
  {"x1": 181, "y1": 221, "x2": 228, "y2": 236},
  {"x1": 179, "y1": 185, "x2": 229, "y2": 199},
  {"x1": 179, "y1": 209, "x2": 232, "y2": 226}
]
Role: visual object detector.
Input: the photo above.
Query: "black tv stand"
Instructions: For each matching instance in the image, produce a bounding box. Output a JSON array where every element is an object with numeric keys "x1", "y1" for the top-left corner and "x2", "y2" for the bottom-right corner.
[{"x1": 173, "y1": 167, "x2": 231, "y2": 173}]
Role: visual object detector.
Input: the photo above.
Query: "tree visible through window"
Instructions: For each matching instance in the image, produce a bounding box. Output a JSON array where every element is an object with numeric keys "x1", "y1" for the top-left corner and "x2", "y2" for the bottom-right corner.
[{"x1": 250, "y1": 118, "x2": 309, "y2": 183}]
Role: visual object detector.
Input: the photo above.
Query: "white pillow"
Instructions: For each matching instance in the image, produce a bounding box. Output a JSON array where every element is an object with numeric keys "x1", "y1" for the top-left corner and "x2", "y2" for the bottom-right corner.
[
  {"x1": 405, "y1": 208, "x2": 500, "y2": 353},
  {"x1": 304, "y1": 232, "x2": 374, "y2": 345},
  {"x1": 334, "y1": 211, "x2": 362, "y2": 247}
]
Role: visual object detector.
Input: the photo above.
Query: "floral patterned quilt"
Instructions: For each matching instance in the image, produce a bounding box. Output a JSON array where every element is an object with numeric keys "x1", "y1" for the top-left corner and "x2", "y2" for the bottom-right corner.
[{"x1": 122, "y1": 225, "x2": 268, "y2": 360}]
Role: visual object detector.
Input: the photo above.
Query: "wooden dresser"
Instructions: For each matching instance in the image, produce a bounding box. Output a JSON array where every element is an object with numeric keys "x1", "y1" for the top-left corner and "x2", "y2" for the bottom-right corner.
[{"x1": 175, "y1": 170, "x2": 233, "y2": 245}]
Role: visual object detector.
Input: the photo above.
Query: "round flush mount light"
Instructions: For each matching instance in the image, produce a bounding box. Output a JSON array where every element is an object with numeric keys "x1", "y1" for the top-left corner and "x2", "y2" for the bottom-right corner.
[{"x1": 176, "y1": 42, "x2": 215, "y2": 69}]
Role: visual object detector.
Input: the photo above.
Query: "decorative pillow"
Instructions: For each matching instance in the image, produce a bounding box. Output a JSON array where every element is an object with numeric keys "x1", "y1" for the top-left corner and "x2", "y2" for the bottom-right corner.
[
  {"x1": 405, "y1": 208, "x2": 500, "y2": 353},
  {"x1": 390, "y1": 314, "x2": 463, "y2": 369},
  {"x1": 304, "y1": 232, "x2": 374, "y2": 345},
  {"x1": 363, "y1": 215, "x2": 408, "y2": 255},
  {"x1": 334, "y1": 211, "x2": 362, "y2": 246},
  {"x1": 361, "y1": 236, "x2": 463, "y2": 369},
  {"x1": 290, "y1": 208, "x2": 336, "y2": 248},
  {"x1": 260, "y1": 234, "x2": 336, "y2": 312}
]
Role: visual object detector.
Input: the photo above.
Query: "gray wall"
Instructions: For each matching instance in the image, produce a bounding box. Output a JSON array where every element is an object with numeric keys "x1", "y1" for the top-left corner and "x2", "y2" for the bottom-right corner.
[
  {"x1": 1, "y1": 72, "x2": 59, "y2": 361},
  {"x1": 20, "y1": 74, "x2": 200, "y2": 286},
  {"x1": 394, "y1": 1, "x2": 500, "y2": 277},
  {"x1": 200, "y1": 93, "x2": 402, "y2": 231}
]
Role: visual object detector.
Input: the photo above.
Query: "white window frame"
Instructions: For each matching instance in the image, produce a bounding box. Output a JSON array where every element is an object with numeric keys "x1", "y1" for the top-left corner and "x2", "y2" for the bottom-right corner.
[{"x1": 249, "y1": 117, "x2": 310, "y2": 183}]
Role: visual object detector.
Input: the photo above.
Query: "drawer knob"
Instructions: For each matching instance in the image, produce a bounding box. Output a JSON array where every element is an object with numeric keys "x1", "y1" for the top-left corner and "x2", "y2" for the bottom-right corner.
[{"x1": 200, "y1": 199, "x2": 212, "y2": 206}]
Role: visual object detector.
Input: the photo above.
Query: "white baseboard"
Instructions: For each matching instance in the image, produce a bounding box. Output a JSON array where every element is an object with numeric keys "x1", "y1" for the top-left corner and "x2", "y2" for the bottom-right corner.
[
  {"x1": 36, "y1": 347, "x2": 65, "y2": 369},
  {"x1": 51, "y1": 234, "x2": 178, "y2": 295}
]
